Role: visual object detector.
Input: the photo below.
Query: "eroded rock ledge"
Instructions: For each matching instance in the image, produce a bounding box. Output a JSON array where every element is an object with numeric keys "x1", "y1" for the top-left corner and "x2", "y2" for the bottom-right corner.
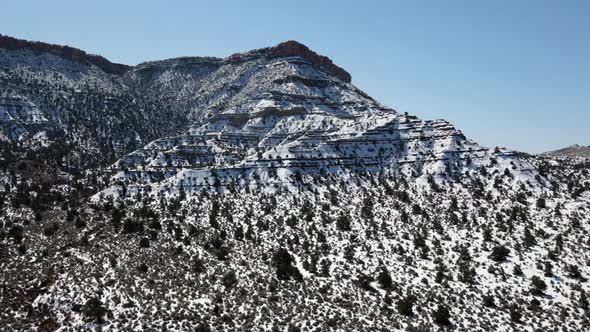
[
  {"x1": 0, "y1": 34, "x2": 130, "y2": 75},
  {"x1": 227, "y1": 40, "x2": 352, "y2": 83}
]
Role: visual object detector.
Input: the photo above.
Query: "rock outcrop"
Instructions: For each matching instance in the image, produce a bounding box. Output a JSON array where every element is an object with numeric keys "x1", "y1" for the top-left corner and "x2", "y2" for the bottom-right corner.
[{"x1": 0, "y1": 34, "x2": 130, "y2": 74}]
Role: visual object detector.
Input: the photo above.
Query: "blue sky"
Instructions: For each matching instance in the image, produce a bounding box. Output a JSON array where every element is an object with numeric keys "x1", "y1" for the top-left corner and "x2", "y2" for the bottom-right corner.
[{"x1": 2, "y1": 0, "x2": 588, "y2": 152}]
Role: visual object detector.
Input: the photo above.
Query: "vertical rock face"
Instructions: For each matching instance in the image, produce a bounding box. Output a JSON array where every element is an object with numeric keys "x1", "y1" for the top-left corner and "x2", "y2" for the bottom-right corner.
[{"x1": 265, "y1": 40, "x2": 352, "y2": 83}]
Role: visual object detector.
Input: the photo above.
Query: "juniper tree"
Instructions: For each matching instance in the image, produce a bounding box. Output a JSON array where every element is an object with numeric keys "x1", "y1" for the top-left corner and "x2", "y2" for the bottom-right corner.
[
  {"x1": 222, "y1": 270, "x2": 238, "y2": 289},
  {"x1": 566, "y1": 264, "x2": 583, "y2": 280},
  {"x1": 82, "y1": 298, "x2": 107, "y2": 323},
  {"x1": 544, "y1": 260, "x2": 554, "y2": 277},
  {"x1": 530, "y1": 276, "x2": 547, "y2": 296},
  {"x1": 320, "y1": 259, "x2": 331, "y2": 277},
  {"x1": 361, "y1": 195, "x2": 374, "y2": 221},
  {"x1": 397, "y1": 294, "x2": 417, "y2": 317},
  {"x1": 377, "y1": 266, "x2": 393, "y2": 289},
  {"x1": 272, "y1": 248, "x2": 302, "y2": 281},
  {"x1": 523, "y1": 226, "x2": 536, "y2": 248},
  {"x1": 509, "y1": 304, "x2": 522, "y2": 323},
  {"x1": 433, "y1": 305, "x2": 451, "y2": 326},
  {"x1": 336, "y1": 214, "x2": 352, "y2": 231},
  {"x1": 458, "y1": 261, "x2": 477, "y2": 285},
  {"x1": 579, "y1": 289, "x2": 589, "y2": 311},
  {"x1": 489, "y1": 245, "x2": 510, "y2": 262},
  {"x1": 482, "y1": 294, "x2": 495, "y2": 308},
  {"x1": 234, "y1": 224, "x2": 244, "y2": 240},
  {"x1": 435, "y1": 262, "x2": 448, "y2": 284}
]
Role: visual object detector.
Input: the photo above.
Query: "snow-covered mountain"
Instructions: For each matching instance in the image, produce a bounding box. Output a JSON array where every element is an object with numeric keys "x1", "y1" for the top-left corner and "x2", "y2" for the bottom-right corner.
[
  {"x1": 101, "y1": 40, "x2": 540, "y2": 198},
  {"x1": 0, "y1": 34, "x2": 184, "y2": 166},
  {"x1": 1, "y1": 35, "x2": 589, "y2": 331},
  {"x1": 542, "y1": 144, "x2": 590, "y2": 159},
  {"x1": 0, "y1": 34, "x2": 541, "y2": 195}
]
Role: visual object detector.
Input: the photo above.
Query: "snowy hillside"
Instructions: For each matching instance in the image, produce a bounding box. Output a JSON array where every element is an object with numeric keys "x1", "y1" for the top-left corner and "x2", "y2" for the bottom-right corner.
[
  {"x1": 104, "y1": 41, "x2": 541, "y2": 198},
  {"x1": 0, "y1": 35, "x2": 589, "y2": 331},
  {"x1": 542, "y1": 144, "x2": 590, "y2": 160}
]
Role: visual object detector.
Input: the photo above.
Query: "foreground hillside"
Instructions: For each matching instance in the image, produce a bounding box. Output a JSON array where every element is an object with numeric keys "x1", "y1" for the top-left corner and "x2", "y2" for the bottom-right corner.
[
  {"x1": 1, "y1": 35, "x2": 590, "y2": 331},
  {"x1": 1, "y1": 156, "x2": 590, "y2": 331}
]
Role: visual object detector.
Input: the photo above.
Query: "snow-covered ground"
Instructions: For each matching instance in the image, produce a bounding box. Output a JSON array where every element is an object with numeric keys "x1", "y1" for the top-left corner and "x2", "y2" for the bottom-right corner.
[{"x1": 1, "y1": 37, "x2": 589, "y2": 331}]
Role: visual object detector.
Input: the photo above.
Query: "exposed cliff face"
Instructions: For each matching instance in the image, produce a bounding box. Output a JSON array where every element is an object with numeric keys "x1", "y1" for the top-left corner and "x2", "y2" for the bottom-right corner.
[
  {"x1": 269, "y1": 41, "x2": 351, "y2": 83},
  {"x1": 226, "y1": 40, "x2": 352, "y2": 83}
]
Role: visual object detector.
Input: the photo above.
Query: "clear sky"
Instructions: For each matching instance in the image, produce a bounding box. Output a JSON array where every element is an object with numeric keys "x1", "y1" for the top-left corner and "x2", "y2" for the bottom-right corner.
[{"x1": 2, "y1": 0, "x2": 588, "y2": 153}]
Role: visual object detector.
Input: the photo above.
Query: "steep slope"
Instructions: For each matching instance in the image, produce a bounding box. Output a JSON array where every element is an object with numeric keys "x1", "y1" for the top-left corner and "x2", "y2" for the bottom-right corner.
[
  {"x1": 0, "y1": 36, "x2": 185, "y2": 167},
  {"x1": 106, "y1": 42, "x2": 539, "y2": 198},
  {"x1": 0, "y1": 38, "x2": 354, "y2": 168},
  {"x1": 122, "y1": 41, "x2": 351, "y2": 118}
]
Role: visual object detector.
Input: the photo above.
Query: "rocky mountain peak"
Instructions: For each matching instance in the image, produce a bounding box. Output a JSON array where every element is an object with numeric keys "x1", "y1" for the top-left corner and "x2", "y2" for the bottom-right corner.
[
  {"x1": 268, "y1": 40, "x2": 352, "y2": 83},
  {"x1": 226, "y1": 40, "x2": 352, "y2": 83}
]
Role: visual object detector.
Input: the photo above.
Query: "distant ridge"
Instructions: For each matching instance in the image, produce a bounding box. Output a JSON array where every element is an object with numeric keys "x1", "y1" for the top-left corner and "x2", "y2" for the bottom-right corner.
[
  {"x1": 0, "y1": 34, "x2": 130, "y2": 74},
  {"x1": 542, "y1": 144, "x2": 590, "y2": 158},
  {"x1": 0, "y1": 35, "x2": 351, "y2": 82}
]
